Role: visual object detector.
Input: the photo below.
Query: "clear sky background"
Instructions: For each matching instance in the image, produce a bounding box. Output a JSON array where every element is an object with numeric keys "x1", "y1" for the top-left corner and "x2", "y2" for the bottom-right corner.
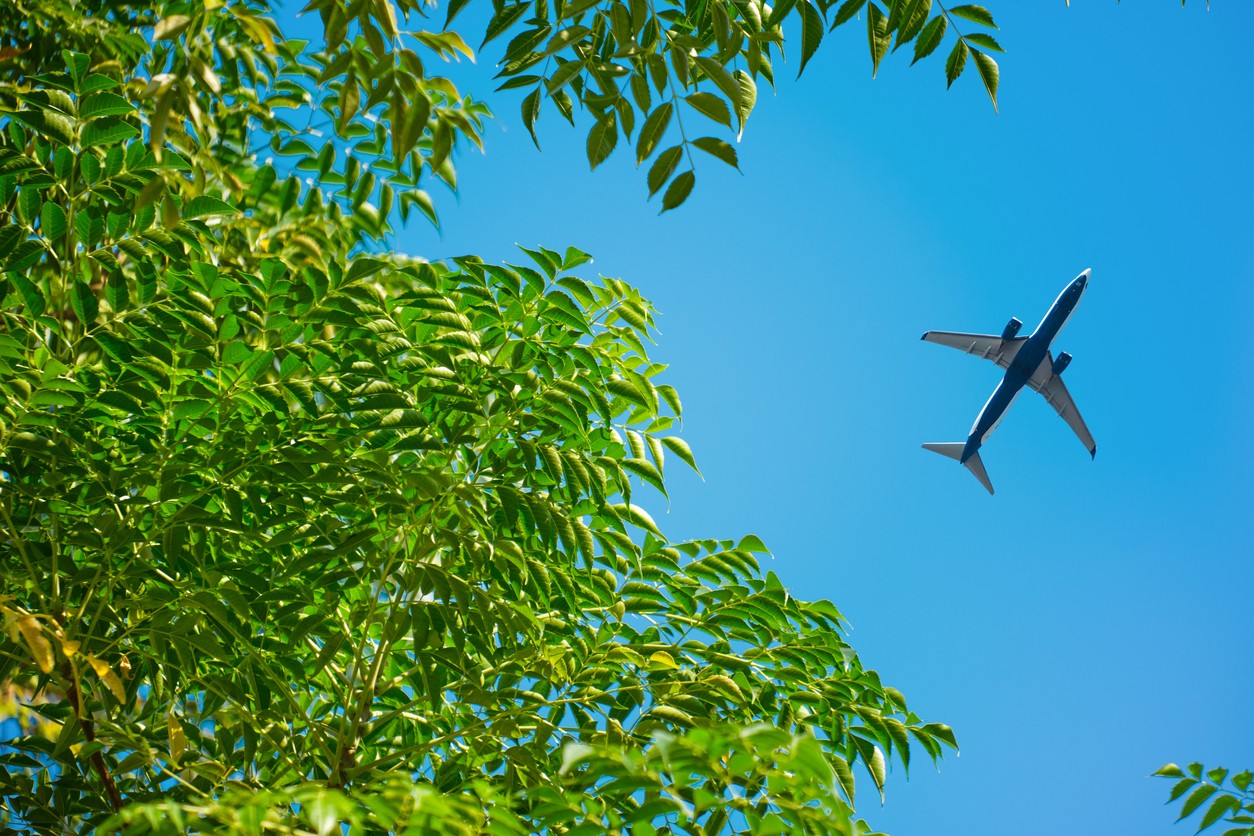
[{"x1": 285, "y1": 3, "x2": 1253, "y2": 833}]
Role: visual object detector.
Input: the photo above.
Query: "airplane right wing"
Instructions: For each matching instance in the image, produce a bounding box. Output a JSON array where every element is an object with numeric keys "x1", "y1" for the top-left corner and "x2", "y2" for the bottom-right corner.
[
  {"x1": 921, "y1": 331, "x2": 1027, "y2": 370},
  {"x1": 1028, "y1": 355, "x2": 1097, "y2": 458}
]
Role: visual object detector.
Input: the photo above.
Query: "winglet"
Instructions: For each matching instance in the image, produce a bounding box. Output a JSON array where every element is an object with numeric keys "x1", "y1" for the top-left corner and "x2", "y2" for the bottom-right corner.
[{"x1": 923, "y1": 443, "x2": 995, "y2": 495}]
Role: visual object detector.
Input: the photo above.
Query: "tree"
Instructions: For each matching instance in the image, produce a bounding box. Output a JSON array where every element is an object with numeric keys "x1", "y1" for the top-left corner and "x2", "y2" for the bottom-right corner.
[{"x1": 0, "y1": 0, "x2": 986, "y2": 832}]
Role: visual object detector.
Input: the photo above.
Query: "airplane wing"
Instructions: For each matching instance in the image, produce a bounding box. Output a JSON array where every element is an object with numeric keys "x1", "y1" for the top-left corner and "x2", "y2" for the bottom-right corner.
[
  {"x1": 921, "y1": 331, "x2": 1027, "y2": 370},
  {"x1": 1028, "y1": 353, "x2": 1096, "y2": 457}
]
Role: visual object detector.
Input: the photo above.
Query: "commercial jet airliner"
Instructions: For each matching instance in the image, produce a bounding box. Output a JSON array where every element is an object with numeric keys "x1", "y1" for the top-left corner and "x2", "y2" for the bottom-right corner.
[{"x1": 921, "y1": 268, "x2": 1097, "y2": 494}]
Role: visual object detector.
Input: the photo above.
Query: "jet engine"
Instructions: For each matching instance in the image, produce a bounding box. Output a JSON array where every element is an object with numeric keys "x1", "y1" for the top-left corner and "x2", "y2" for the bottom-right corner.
[
  {"x1": 1001, "y1": 317, "x2": 1023, "y2": 341},
  {"x1": 1052, "y1": 352, "x2": 1072, "y2": 375}
]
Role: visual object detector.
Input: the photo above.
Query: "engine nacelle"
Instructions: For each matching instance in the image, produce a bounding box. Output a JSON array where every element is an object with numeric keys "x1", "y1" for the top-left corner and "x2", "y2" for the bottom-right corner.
[
  {"x1": 1000, "y1": 317, "x2": 1023, "y2": 341},
  {"x1": 1052, "y1": 352, "x2": 1072, "y2": 375}
]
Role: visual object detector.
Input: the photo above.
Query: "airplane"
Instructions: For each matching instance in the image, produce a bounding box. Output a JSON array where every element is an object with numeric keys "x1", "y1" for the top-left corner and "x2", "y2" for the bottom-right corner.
[{"x1": 921, "y1": 268, "x2": 1096, "y2": 494}]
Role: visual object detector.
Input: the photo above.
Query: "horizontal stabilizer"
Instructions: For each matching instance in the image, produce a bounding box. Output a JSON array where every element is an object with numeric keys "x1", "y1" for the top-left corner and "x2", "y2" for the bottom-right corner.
[
  {"x1": 922, "y1": 443, "x2": 995, "y2": 495},
  {"x1": 922, "y1": 442, "x2": 964, "y2": 461}
]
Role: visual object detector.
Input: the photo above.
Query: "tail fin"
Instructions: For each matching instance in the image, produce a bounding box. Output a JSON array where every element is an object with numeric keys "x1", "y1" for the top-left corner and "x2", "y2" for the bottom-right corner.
[{"x1": 922, "y1": 443, "x2": 995, "y2": 495}]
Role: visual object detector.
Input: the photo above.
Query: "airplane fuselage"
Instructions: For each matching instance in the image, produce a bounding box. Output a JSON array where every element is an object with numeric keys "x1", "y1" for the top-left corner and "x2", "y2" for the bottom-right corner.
[{"x1": 960, "y1": 271, "x2": 1089, "y2": 464}]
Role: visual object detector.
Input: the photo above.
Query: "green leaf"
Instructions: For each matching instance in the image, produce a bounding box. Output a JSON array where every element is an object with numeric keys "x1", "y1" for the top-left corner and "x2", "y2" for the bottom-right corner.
[
  {"x1": 694, "y1": 58, "x2": 745, "y2": 134},
  {"x1": 867, "y1": 3, "x2": 890, "y2": 78},
  {"x1": 521, "y1": 87, "x2": 542, "y2": 149},
  {"x1": 40, "y1": 202, "x2": 67, "y2": 240},
  {"x1": 945, "y1": 38, "x2": 969, "y2": 88},
  {"x1": 63, "y1": 50, "x2": 90, "y2": 86},
  {"x1": 154, "y1": 14, "x2": 192, "y2": 40},
  {"x1": 1181, "y1": 785, "x2": 1220, "y2": 820},
  {"x1": 964, "y1": 32, "x2": 1004, "y2": 52},
  {"x1": 912, "y1": 15, "x2": 947, "y2": 64},
  {"x1": 18, "y1": 187, "x2": 43, "y2": 227},
  {"x1": 798, "y1": 0, "x2": 824, "y2": 78},
  {"x1": 545, "y1": 59, "x2": 585, "y2": 94},
  {"x1": 79, "y1": 92, "x2": 134, "y2": 120},
  {"x1": 587, "y1": 113, "x2": 618, "y2": 170},
  {"x1": 684, "y1": 92, "x2": 732, "y2": 128},
  {"x1": 97, "y1": 389, "x2": 144, "y2": 414},
  {"x1": 660, "y1": 436, "x2": 700, "y2": 474},
  {"x1": 71, "y1": 280, "x2": 99, "y2": 324},
  {"x1": 82, "y1": 119, "x2": 140, "y2": 147},
  {"x1": 618, "y1": 503, "x2": 663, "y2": 538},
  {"x1": 692, "y1": 137, "x2": 739, "y2": 170},
  {"x1": 894, "y1": 0, "x2": 933, "y2": 48},
  {"x1": 482, "y1": 2, "x2": 531, "y2": 47},
  {"x1": 10, "y1": 271, "x2": 46, "y2": 316},
  {"x1": 11, "y1": 110, "x2": 74, "y2": 145},
  {"x1": 1199, "y1": 795, "x2": 1242, "y2": 832},
  {"x1": 969, "y1": 47, "x2": 1000, "y2": 111},
  {"x1": 647, "y1": 145, "x2": 683, "y2": 198},
  {"x1": 1169, "y1": 778, "x2": 1201, "y2": 802},
  {"x1": 733, "y1": 70, "x2": 757, "y2": 140},
  {"x1": 636, "y1": 103, "x2": 673, "y2": 166},
  {"x1": 832, "y1": 0, "x2": 867, "y2": 28},
  {"x1": 660, "y1": 169, "x2": 694, "y2": 213},
  {"x1": 444, "y1": 0, "x2": 473, "y2": 28},
  {"x1": 106, "y1": 269, "x2": 129, "y2": 311},
  {"x1": 948, "y1": 4, "x2": 997, "y2": 29},
  {"x1": 737, "y1": 534, "x2": 770, "y2": 554},
  {"x1": 184, "y1": 195, "x2": 238, "y2": 218}
]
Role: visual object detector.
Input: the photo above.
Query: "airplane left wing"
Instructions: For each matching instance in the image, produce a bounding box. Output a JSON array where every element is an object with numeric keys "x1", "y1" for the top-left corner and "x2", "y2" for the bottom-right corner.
[
  {"x1": 1028, "y1": 355, "x2": 1096, "y2": 457},
  {"x1": 921, "y1": 332, "x2": 1027, "y2": 370}
]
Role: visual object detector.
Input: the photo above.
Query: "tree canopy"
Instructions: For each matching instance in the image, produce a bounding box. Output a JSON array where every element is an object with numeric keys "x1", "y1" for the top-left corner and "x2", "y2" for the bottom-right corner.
[{"x1": 0, "y1": 0, "x2": 1011, "y2": 832}]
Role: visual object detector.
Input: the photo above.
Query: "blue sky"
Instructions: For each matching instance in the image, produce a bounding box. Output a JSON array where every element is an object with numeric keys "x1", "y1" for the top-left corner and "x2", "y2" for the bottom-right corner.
[{"x1": 288, "y1": 3, "x2": 1252, "y2": 833}]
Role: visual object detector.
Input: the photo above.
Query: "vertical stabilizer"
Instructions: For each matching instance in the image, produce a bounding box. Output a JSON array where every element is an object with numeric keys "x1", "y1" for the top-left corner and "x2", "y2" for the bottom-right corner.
[{"x1": 922, "y1": 443, "x2": 995, "y2": 495}]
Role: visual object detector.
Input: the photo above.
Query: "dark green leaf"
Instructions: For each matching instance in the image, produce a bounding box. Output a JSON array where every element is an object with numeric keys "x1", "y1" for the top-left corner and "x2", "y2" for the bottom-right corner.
[
  {"x1": 912, "y1": 15, "x2": 947, "y2": 64},
  {"x1": 660, "y1": 169, "x2": 694, "y2": 213},
  {"x1": 646, "y1": 145, "x2": 683, "y2": 198},
  {"x1": 586, "y1": 113, "x2": 618, "y2": 171},
  {"x1": 964, "y1": 32, "x2": 1003, "y2": 52},
  {"x1": 40, "y1": 202, "x2": 67, "y2": 240},
  {"x1": 522, "y1": 87, "x2": 542, "y2": 148},
  {"x1": 79, "y1": 92, "x2": 134, "y2": 120},
  {"x1": 867, "y1": 3, "x2": 890, "y2": 78},
  {"x1": 82, "y1": 119, "x2": 140, "y2": 147},
  {"x1": 832, "y1": 0, "x2": 867, "y2": 28},
  {"x1": 945, "y1": 38, "x2": 969, "y2": 88},
  {"x1": 636, "y1": 103, "x2": 673, "y2": 165},
  {"x1": 684, "y1": 92, "x2": 731, "y2": 128},
  {"x1": 798, "y1": 0, "x2": 824, "y2": 78},
  {"x1": 71, "y1": 280, "x2": 99, "y2": 324},
  {"x1": 10, "y1": 271, "x2": 46, "y2": 315},
  {"x1": 482, "y1": 3, "x2": 531, "y2": 47},
  {"x1": 692, "y1": 137, "x2": 739, "y2": 170},
  {"x1": 948, "y1": 4, "x2": 997, "y2": 29}
]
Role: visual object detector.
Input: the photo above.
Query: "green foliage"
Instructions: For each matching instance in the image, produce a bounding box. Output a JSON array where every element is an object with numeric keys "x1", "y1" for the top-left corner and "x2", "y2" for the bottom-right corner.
[
  {"x1": 488, "y1": 0, "x2": 1004, "y2": 209},
  {"x1": 0, "y1": 1, "x2": 963, "y2": 833},
  {"x1": 1156, "y1": 763, "x2": 1254, "y2": 835}
]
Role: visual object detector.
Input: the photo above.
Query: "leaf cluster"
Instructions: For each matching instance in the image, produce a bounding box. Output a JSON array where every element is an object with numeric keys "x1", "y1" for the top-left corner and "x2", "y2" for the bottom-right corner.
[
  {"x1": 484, "y1": 0, "x2": 1004, "y2": 210},
  {"x1": 1156, "y1": 763, "x2": 1254, "y2": 836}
]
